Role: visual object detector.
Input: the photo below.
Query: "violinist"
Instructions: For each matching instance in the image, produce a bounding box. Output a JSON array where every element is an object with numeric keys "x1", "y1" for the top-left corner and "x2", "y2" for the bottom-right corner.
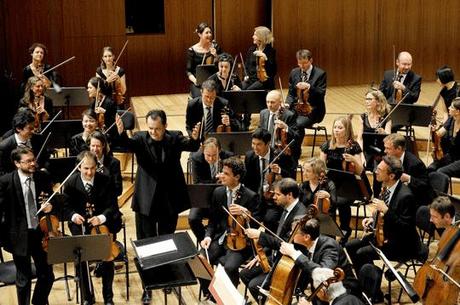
[
  {"x1": 259, "y1": 90, "x2": 301, "y2": 164},
  {"x1": 186, "y1": 22, "x2": 221, "y2": 98},
  {"x1": 436, "y1": 66, "x2": 458, "y2": 123},
  {"x1": 0, "y1": 147, "x2": 55, "y2": 305},
  {"x1": 63, "y1": 151, "x2": 121, "y2": 305},
  {"x1": 96, "y1": 46, "x2": 127, "y2": 106},
  {"x1": 200, "y1": 157, "x2": 261, "y2": 289},
  {"x1": 207, "y1": 53, "x2": 242, "y2": 95},
  {"x1": 243, "y1": 128, "x2": 295, "y2": 232},
  {"x1": 379, "y1": 51, "x2": 421, "y2": 105},
  {"x1": 69, "y1": 109, "x2": 98, "y2": 156},
  {"x1": 241, "y1": 178, "x2": 308, "y2": 301},
  {"x1": 356, "y1": 89, "x2": 391, "y2": 169},
  {"x1": 87, "y1": 77, "x2": 117, "y2": 138},
  {"x1": 188, "y1": 137, "x2": 234, "y2": 241},
  {"x1": 20, "y1": 43, "x2": 57, "y2": 94},
  {"x1": 242, "y1": 26, "x2": 276, "y2": 90},
  {"x1": 20, "y1": 76, "x2": 54, "y2": 123},
  {"x1": 320, "y1": 116, "x2": 363, "y2": 243},
  {"x1": 286, "y1": 49, "x2": 327, "y2": 129}
]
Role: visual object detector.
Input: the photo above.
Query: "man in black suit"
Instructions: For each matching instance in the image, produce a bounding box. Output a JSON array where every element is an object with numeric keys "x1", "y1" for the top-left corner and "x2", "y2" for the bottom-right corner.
[
  {"x1": 200, "y1": 157, "x2": 261, "y2": 287},
  {"x1": 244, "y1": 128, "x2": 295, "y2": 232},
  {"x1": 286, "y1": 49, "x2": 327, "y2": 129},
  {"x1": 63, "y1": 151, "x2": 121, "y2": 305},
  {"x1": 259, "y1": 90, "x2": 301, "y2": 163},
  {"x1": 188, "y1": 137, "x2": 233, "y2": 241},
  {"x1": 0, "y1": 147, "x2": 55, "y2": 305},
  {"x1": 241, "y1": 177, "x2": 308, "y2": 301},
  {"x1": 379, "y1": 51, "x2": 421, "y2": 105},
  {"x1": 0, "y1": 109, "x2": 49, "y2": 175},
  {"x1": 185, "y1": 79, "x2": 240, "y2": 139}
]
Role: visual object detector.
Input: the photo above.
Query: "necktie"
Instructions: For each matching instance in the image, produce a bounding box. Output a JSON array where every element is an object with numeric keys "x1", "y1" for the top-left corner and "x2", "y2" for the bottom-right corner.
[
  {"x1": 227, "y1": 189, "x2": 233, "y2": 207},
  {"x1": 276, "y1": 209, "x2": 289, "y2": 236},
  {"x1": 268, "y1": 113, "x2": 275, "y2": 136},
  {"x1": 381, "y1": 187, "x2": 391, "y2": 206},
  {"x1": 85, "y1": 183, "x2": 93, "y2": 198},
  {"x1": 397, "y1": 73, "x2": 404, "y2": 82},
  {"x1": 205, "y1": 106, "x2": 213, "y2": 134},
  {"x1": 97, "y1": 161, "x2": 104, "y2": 173},
  {"x1": 26, "y1": 177, "x2": 38, "y2": 229},
  {"x1": 260, "y1": 158, "x2": 266, "y2": 193},
  {"x1": 19, "y1": 141, "x2": 31, "y2": 148},
  {"x1": 301, "y1": 71, "x2": 308, "y2": 82}
]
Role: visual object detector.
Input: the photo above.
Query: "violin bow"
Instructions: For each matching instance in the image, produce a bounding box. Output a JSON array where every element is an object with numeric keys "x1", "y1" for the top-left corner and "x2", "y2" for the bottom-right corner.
[
  {"x1": 105, "y1": 107, "x2": 132, "y2": 135},
  {"x1": 39, "y1": 110, "x2": 62, "y2": 135},
  {"x1": 222, "y1": 206, "x2": 247, "y2": 231},
  {"x1": 241, "y1": 210, "x2": 284, "y2": 243},
  {"x1": 375, "y1": 92, "x2": 409, "y2": 129},
  {"x1": 42, "y1": 56, "x2": 76, "y2": 76},
  {"x1": 113, "y1": 40, "x2": 129, "y2": 68},
  {"x1": 239, "y1": 52, "x2": 248, "y2": 79},
  {"x1": 224, "y1": 54, "x2": 239, "y2": 91},
  {"x1": 35, "y1": 132, "x2": 52, "y2": 162},
  {"x1": 262, "y1": 139, "x2": 296, "y2": 174}
]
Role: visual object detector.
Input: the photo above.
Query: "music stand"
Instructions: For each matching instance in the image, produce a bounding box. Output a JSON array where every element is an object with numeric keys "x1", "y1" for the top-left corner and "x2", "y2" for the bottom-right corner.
[
  {"x1": 362, "y1": 132, "x2": 387, "y2": 156},
  {"x1": 187, "y1": 184, "x2": 220, "y2": 209},
  {"x1": 46, "y1": 87, "x2": 88, "y2": 119},
  {"x1": 317, "y1": 213, "x2": 344, "y2": 238},
  {"x1": 196, "y1": 65, "x2": 218, "y2": 86},
  {"x1": 390, "y1": 104, "x2": 432, "y2": 131},
  {"x1": 48, "y1": 156, "x2": 77, "y2": 183},
  {"x1": 222, "y1": 90, "x2": 267, "y2": 114},
  {"x1": 44, "y1": 120, "x2": 81, "y2": 155},
  {"x1": 327, "y1": 168, "x2": 373, "y2": 202},
  {"x1": 369, "y1": 244, "x2": 420, "y2": 304},
  {"x1": 207, "y1": 131, "x2": 252, "y2": 156}
]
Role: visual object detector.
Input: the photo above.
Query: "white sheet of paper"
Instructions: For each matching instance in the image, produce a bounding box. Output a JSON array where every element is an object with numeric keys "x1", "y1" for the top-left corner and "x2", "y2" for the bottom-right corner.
[
  {"x1": 210, "y1": 264, "x2": 245, "y2": 305},
  {"x1": 135, "y1": 238, "x2": 177, "y2": 258}
]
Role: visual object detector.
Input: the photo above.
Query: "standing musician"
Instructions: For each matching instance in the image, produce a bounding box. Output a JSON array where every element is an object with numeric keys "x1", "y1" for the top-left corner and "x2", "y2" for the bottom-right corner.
[
  {"x1": 379, "y1": 51, "x2": 421, "y2": 105},
  {"x1": 259, "y1": 90, "x2": 301, "y2": 164},
  {"x1": 320, "y1": 116, "x2": 363, "y2": 243},
  {"x1": 436, "y1": 66, "x2": 458, "y2": 122},
  {"x1": 242, "y1": 26, "x2": 277, "y2": 90},
  {"x1": 286, "y1": 49, "x2": 327, "y2": 129},
  {"x1": 356, "y1": 89, "x2": 391, "y2": 170},
  {"x1": 20, "y1": 43, "x2": 57, "y2": 94},
  {"x1": 188, "y1": 137, "x2": 234, "y2": 241},
  {"x1": 186, "y1": 22, "x2": 222, "y2": 98},
  {"x1": 87, "y1": 77, "x2": 117, "y2": 139},
  {"x1": 69, "y1": 109, "x2": 99, "y2": 156},
  {"x1": 244, "y1": 128, "x2": 295, "y2": 232},
  {"x1": 0, "y1": 109, "x2": 49, "y2": 175},
  {"x1": 185, "y1": 79, "x2": 241, "y2": 139},
  {"x1": 241, "y1": 177, "x2": 308, "y2": 302},
  {"x1": 200, "y1": 157, "x2": 261, "y2": 288},
  {"x1": 345, "y1": 156, "x2": 421, "y2": 281},
  {"x1": 89, "y1": 131, "x2": 123, "y2": 197},
  {"x1": 96, "y1": 46, "x2": 127, "y2": 107},
  {"x1": 0, "y1": 147, "x2": 55, "y2": 305},
  {"x1": 207, "y1": 53, "x2": 242, "y2": 95},
  {"x1": 63, "y1": 151, "x2": 121, "y2": 305},
  {"x1": 19, "y1": 76, "x2": 54, "y2": 126}
]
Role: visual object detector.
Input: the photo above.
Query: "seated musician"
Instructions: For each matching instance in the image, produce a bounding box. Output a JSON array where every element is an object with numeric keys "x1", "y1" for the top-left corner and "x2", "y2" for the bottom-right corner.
[
  {"x1": 241, "y1": 177, "x2": 308, "y2": 301},
  {"x1": 285, "y1": 49, "x2": 327, "y2": 130},
  {"x1": 185, "y1": 79, "x2": 241, "y2": 140},
  {"x1": 298, "y1": 267, "x2": 364, "y2": 305},
  {"x1": 259, "y1": 90, "x2": 301, "y2": 164},
  {"x1": 207, "y1": 53, "x2": 242, "y2": 95},
  {"x1": 345, "y1": 156, "x2": 421, "y2": 283},
  {"x1": 429, "y1": 196, "x2": 457, "y2": 236},
  {"x1": 69, "y1": 109, "x2": 98, "y2": 156},
  {"x1": 19, "y1": 76, "x2": 54, "y2": 127},
  {"x1": 0, "y1": 109, "x2": 50, "y2": 175},
  {"x1": 200, "y1": 157, "x2": 261, "y2": 290},
  {"x1": 63, "y1": 151, "x2": 121, "y2": 305},
  {"x1": 87, "y1": 77, "x2": 117, "y2": 140},
  {"x1": 188, "y1": 137, "x2": 234, "y2": 241},
  {"x1": 436, "y1": 66, "x2": 458, "y2": 123},
  {"x1": 243, "y1": 128, "x2": 295, "y2": 232}
]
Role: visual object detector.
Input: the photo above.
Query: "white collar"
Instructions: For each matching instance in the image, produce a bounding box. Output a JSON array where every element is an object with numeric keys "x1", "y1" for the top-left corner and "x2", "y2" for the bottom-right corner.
[{"x1": 80, "y1": 174, "x2": 95, "y2": 186}]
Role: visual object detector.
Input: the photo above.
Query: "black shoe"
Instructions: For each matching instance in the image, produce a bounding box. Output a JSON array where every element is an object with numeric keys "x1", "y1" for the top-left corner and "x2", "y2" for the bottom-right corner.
[
  {"x1": 142, "y1": 290, "x2": 152, "y2": 305},
  {"x1": 340, "y1": 230, "x2": 352, "y2": 246},
  {"x1": 94, "y1": 262, "x2": 103, "y2": 278}
]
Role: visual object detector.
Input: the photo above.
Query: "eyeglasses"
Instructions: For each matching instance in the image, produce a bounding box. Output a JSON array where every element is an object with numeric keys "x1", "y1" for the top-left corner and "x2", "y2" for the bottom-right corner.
[{"x1": 365, "y1": 98, "x2": 374, "y2": 101}]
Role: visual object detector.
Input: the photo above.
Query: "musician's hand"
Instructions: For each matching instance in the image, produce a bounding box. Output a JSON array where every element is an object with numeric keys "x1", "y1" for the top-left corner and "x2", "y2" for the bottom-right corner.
[
  {"x1": 373, "y1": 198, "x2": 388, "y2": 214},
  {"x1": 316, "y1": 190, "x2": 330, "y2": 199},
  {"x1": 201, "y1": 237, "x2": 212, "y2": 249},
  {"x1": 231, "y1": 85, "x2": 241, "y2": 91},
  {"x1": 362, "y1": 217, "x2": 374, "y2": 230},
  {"x1": 210, "y1": 46, "x2": 217, "y2": 57},
  {"x1": 115, "y1": 114, "x2": 124, "y2": 134},
  {"x1": 106, "y1": 72, "x2": 119, "y2": 83},
  {"x1": 215, "y1": 172, "x2": 224, "y2": 183},
  {"x1": 376, "y1": 127, "x2": 385, "y2": 134},
  {"x1": 253, "y1": 50, "x2": 267, "y2": 60},
  {"x1": 400, "y1": 173, "x2": 411, "y2": 184},
  {"x1": 95, "y1": 106, "x2": 106, "y2": 114},
  {"x1": 299, "y1": 296, "x2": 312, "y2": 305},
  {"x1": 296, "y1": 82, "x2": 310, "y2": 91},
  {"x1": 221, "y1": 114, "x2": 230, "y2": 126},
  {"x1": 88, "y1": 216, "x2": 102, "y2": 226},
  {"x1": 73, "y1": 214, "x2": 85, "y2": 225},
  {"x1": 244, "y1": 257, "x2": 260, "y2": 269},
  {"x1": 36, "y1": 105, "x2": 46, "y2": 114},
  {"x1": 269, "y1": 163, "x2": 281, "y2": 174},
  {"x1": 275, "y1": 119, "x2": 288, "y2": 130},
  {"x1": 393, "y1": 81, "x2": 405, "y2": 91},
  {"x1": 245, "y1": 228, "x2": 261, "y2": 239},
  {"x1": 279, "y1": 242, "x2": 296, "y2": 257},
  {"x1": 342, "y1": 153, "x2": 357, "y2": 164},
  {"x1": 41, "y1": 203, "x2": 52, "y2": 214},
  {"x1": 229, "y1": 203, "x2": 247, "y2": 216},
  {"x1": 191, "y1": 122, "x2": 201, "y2": 140}
]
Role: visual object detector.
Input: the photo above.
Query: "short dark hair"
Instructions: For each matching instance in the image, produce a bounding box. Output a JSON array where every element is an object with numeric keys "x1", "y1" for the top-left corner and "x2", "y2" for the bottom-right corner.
[
  {"x1": 384, "y1": 133, "x2": 406, "y2": 150},
  {"x1": 146, "y1": 109, "x2": 167, "y2": 125},
  {"x1": 296, "y1": 49, "x2": 312, "y2": 60},
  {"x1": 28, "y1": 42, "x2": 47, "y2": 55},
  {"x1": 382, "y1": 155, "x2": 403, "y2": 180},
  {"x1": 299, "y1": 218, "x2": 320, "y2": 240},
  {"x1": 201, "y1": 79, "x2": 218, "y2": 92},
  {"x1": 436, "y1": 66, "x2": 455, "y2": 84},
  {"x1": 252, "y1": 128, "x2": 271, "y2": 144},
  {"x1": 89, "y1": 131, "x2": 110, "y2": 155},
  {"x1": 82, "y1": 108, "x2": 98, "y2": 120},
  {"x1": 88, "y1": 76, "x2": 111, "y2": 96},
  {"x1": 12, "y1": 109, "x2": 35, "y2": 131},
  {"x1": 274, "y1": 178, "x2": 299, "y2": 198},
  {"x1": 430, "y1": 196, "x2": 456, "y2": 218},
  {"x1": 11, "y1": 146, "x2": 34, "y2": 163},
  {"x1": 202, "y1": 137, "x2": 221, "y2": 150},
  {"x1": 76, "y1": 150, "x2": 98, "y2": 166},
  {"x1": 217, "y1": 53, "x2": 233, "y2": 65},
  {"x1": 222, "y1": 156, "x2": 246, "y2": 180},
  {"x1": 195, "y1": 22, "x2": 212, "y2": 34}
]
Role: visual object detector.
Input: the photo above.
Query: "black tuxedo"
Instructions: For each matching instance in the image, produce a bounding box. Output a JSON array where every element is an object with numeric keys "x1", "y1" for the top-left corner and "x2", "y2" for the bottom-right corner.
[
  {"x1": 286, "y1": 66, "x2": 327, "y2": 125},
  {"x1": 190, "y1": 149, "x2": 234, "y2": 184},
  {"x1": 0, "y1": 170, "x2": 54, "y2": 305},
  {"x1": 379, "y1": 70, "x2": 421, "y2": 104},
  {"x1": 331, "y1": 294, "x2": 365, "y2": 305},
  {"x1": 185, "y1": 96, "x2": 240, "y2": 137},
  {"x1": 0, "y1": 133, "x2": 49, "y2": 175},
  {"x1": 100, "y1": 155, "x2": 123, "y2": 197}
]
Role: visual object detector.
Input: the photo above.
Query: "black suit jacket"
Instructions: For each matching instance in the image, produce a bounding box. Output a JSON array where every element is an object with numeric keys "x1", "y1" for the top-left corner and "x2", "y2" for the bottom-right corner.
[
  {"x1": 205, "y1": 185, "x2": 261, "y2": 240},
  {"x1": 69, "y1": 133, "x2": 88, "y2": 156},
  {"x1": 190, "y1": 149, "x2": 234, "y2": 184},
  {"x1": 0, "y1": 170, "x2": 53, "y2": 256},
  {"x1": 286, "y1": 66, "x2": 327, "y2": 123},
  {"x1": 259, "y1": 108, "x2": 300, "y2": 144},
  {"x1": 101, "y1": 155, "x2": 122, "y2": 197},
  {"x1": 185, "y1": 96, "x2": 240, "y2": 137},
  {"x1": 118, "y1": 130, "x2": 200, "y2": 216},
  {"x1": 63, "y1": 172, "x2": 119, "y2": 234},
  {"x1": 90, "y1": 96, "x2": 117, "y2": 138},
  {"x1": 379, "y1": 70, "x2": 421, "y2": 104},
  {"x1": 402, "y1": 151, "x2": 433, "y2": 206}
]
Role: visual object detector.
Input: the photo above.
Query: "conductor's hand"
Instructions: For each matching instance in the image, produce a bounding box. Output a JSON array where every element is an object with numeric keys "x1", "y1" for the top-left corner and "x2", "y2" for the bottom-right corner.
[
  {"x1": 245, "y1": 228, "x2": 261, "y2": 239},
  {"x1": 191, "y1": 122, "x2": 201, "y2": 140},
  {"x1": 73, "y1": 214, "x2": 85, "y2": 225},
  {"x1": 116, "y1": 114, "x2": 124, "y2": 135},
  {"x1": 201, "y1": 237, "x2": 212, "y2": 249}
]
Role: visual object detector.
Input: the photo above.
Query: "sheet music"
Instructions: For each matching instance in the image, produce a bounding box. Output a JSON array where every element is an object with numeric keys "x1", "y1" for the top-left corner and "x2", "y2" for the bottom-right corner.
[
  {"x1": 210, "y1": 265, "x2": 245, "y2": 305},
  {"x1": 135, "y1": 239, "x2": 177, "y2": 258}
]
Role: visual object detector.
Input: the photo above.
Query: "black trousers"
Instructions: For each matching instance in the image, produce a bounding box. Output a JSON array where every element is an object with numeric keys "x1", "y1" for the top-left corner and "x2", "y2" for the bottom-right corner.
[
  {"x1": 239, "y1": 265, "x2": 268, "y2": 301},
  {"x1": 13, "y1": 229, "x2": 54, "y2": 305},
  {"x1": 188, "y1": 207, "x2": 210, "y2": 242},
  {"x1": 135, "y1": 211, "x2": 178, "y2": 240}
]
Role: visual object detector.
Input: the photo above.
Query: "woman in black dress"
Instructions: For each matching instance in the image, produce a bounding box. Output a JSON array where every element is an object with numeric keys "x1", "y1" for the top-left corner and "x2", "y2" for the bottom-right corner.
[
  {"x1": 207, "y1": 53, "x2": 242, "y2": 95},
  {"x1": 69, "y1": 109, "x2": 98, "y2": 156},
  {"x1": 87, "y1": 77, "x2": 117, "y2": 139},
  {"x1": 20, "y1": 43, "x2": 55, "y2": 93},
  {"x1": 96, "y1": 46, "x2": 127, "y2": 107},
  {"x1": 436, "y1": 66, "x2": 458, "y2": 123}
]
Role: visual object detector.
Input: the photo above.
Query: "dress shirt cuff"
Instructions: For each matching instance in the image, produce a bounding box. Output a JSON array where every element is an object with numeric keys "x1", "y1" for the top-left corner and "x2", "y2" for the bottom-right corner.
[
  {"x1": 71, "y1": 213, "x2": 79, "y2": 223},
  {"x1": 97, "y1": 214, "x2": 107, "y2": 224},
  {"x1": 291, "y1": 250, "x2": 303, "y2": 261}
]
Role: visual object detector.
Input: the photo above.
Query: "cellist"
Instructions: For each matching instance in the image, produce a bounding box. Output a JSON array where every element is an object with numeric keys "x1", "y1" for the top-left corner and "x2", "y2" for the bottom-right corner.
[{"x1": 241, "y1": 177, "x2": 308, "y2": 302}]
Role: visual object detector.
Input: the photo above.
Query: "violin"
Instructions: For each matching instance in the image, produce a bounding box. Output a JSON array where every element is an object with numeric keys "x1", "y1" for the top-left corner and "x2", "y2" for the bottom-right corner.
[
  {"x1": 109, "y1": 41, "x2": 129, "y2": 106},
  {"x1": 225, "y1": 190, "x2": 247, "y2": 251},
  {"x1": 364, "y1": 188, "x2": 386, "y2": 247},
  {"x1": 295, "y1": 72, "x2": 313, "y2": 116},
  {"x1": 305, "y1": 268, "x2": 345, "y2": 302},
  {"x1": 273, "y1": 87, "x2": 292, "y2": 156},
  {"x1": 431, "y1": 111, "x2": 444, "y2": 161},
  {"x1": 85, "y1": 203, "x2": 120, "y2": 261},
  {"x1": 203, "y1": 40, "x2": 217, "y2": 65},
  {"x1": 216, "y1": 105, "x2": 231, "y2": 133},
  {"x1": 342, "y1": 139, "x2": 356, "y2": 173},
  {"x1": 393, "y1": 45, "x2": 403, "y2": 103},
  {"x1": 312, "y1": 173, "x2": 330, "y2": 214},
  {"x1": 256, "y1": 53, "x2": 268, "y2": 82},
  {"x1": 414, "y1": 225, "x2": 460, "y2": 305},
  {"x1": 38, "y1": 192, "x2": 62, "y2": 252}
]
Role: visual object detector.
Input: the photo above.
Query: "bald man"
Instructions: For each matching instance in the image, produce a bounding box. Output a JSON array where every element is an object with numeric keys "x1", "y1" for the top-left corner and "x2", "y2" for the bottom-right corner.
[{"x1": 379, "y1": 51, "x2": 421, "y2": 105}]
